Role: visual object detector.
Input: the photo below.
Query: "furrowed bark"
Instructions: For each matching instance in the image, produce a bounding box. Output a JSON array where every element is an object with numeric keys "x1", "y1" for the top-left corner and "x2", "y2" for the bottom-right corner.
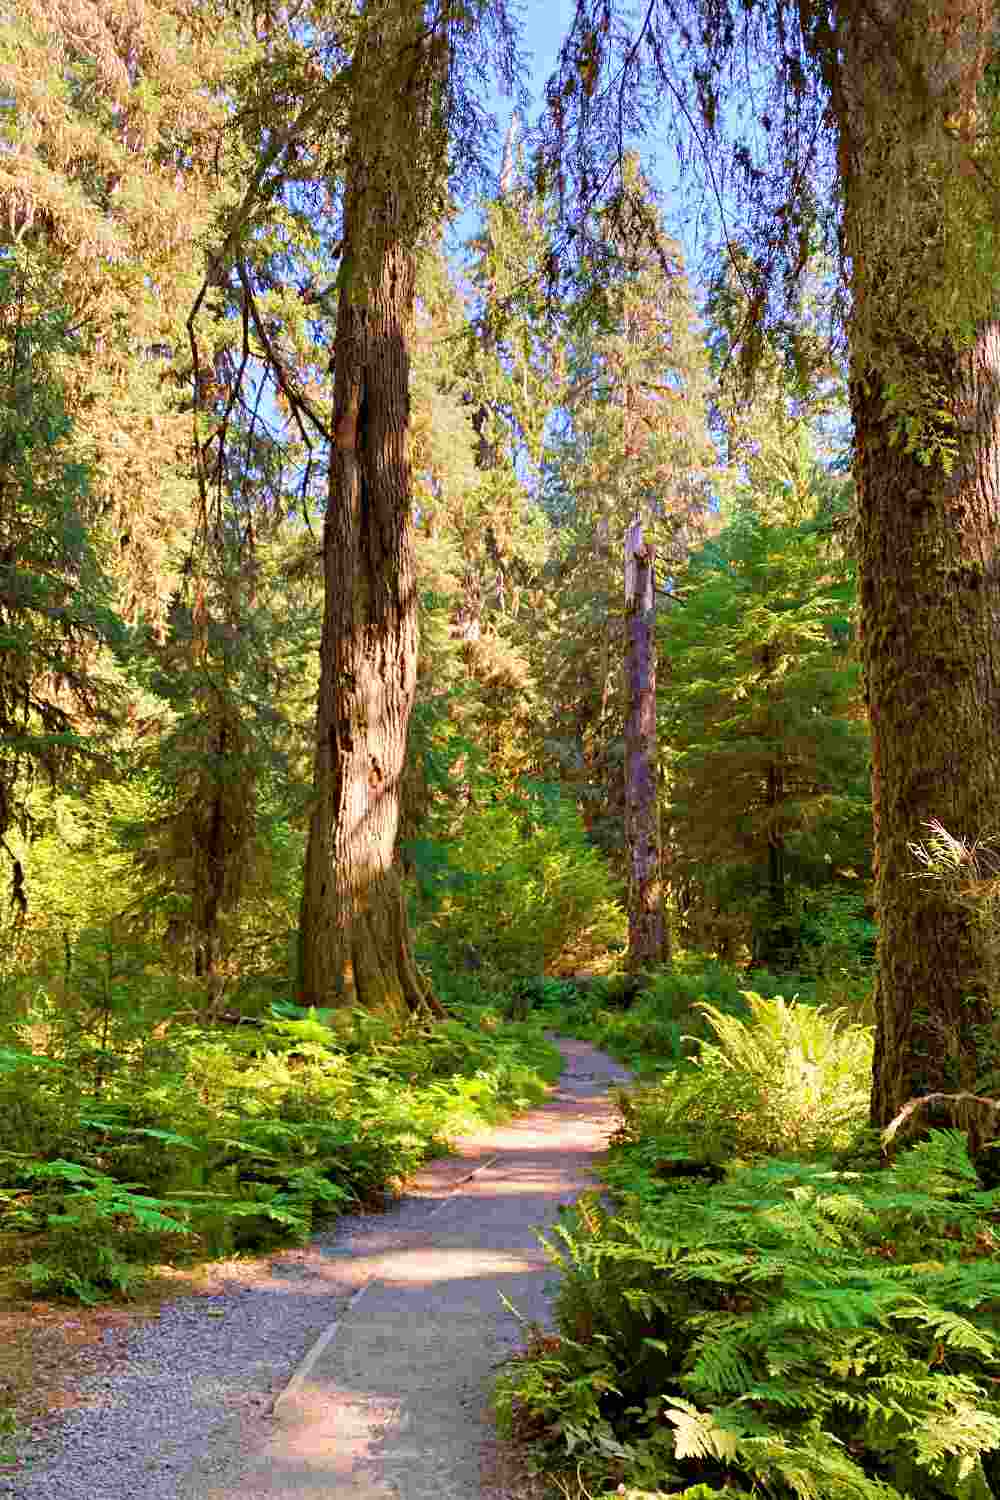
[
  {"x1": 855, "y1": 327, "x2": 1000, "y2": 1138},
  {"x1": 298, "y1": 14, "x2": 444, "y2": 1020},
  {"x1": 833, "y1": 0, "x2": 1000, "y2": 1139}
]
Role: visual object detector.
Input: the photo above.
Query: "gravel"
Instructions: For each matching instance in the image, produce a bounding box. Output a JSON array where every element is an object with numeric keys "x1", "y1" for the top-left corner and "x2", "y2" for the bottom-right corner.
[
  {"x1": 0, "y1": 1192, "x2": 455, "y2": 1500},
  {"x1": 0, "y1": 1036, "x2": 633, "y2": 1500}
]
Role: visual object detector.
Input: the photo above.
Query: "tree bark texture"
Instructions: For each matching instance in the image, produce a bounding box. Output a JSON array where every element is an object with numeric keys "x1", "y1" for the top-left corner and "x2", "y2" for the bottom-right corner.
[
  {"x1": 834, "y1": 0, "x2": 1000, "y2": 1135},
  {"x1": 624, "y1": 517, "x2": 668, "y2": 970},
  {"x1": 298, "y1": 88, "x2": 441, "y2": 1020},
  {"x1": 854, "y1": 331, "x2": 1000, "y2": 1134}
]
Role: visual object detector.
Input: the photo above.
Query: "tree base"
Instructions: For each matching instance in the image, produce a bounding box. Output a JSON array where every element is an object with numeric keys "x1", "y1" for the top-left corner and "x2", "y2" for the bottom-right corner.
[{"x1": 299, "y1": 867, "x2": 444, "y2": 1021}]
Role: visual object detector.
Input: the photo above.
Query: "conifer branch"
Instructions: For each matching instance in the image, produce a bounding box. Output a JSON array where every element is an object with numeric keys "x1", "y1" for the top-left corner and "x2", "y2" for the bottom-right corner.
[{"x1": 235, "y1": 259, "x2": 331, "y2": 445}]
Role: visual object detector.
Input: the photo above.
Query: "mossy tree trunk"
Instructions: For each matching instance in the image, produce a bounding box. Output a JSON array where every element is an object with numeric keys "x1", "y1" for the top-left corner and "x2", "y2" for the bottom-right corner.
[
  {"x1": 298, "y1": 30, "x2": 444, "y2": 1021},
  {"x1": 853, "y1": 333, "x2": 1000, "y2": 1132},
  {"x1": 833, "y1": 0, "x2": 1000, "y2": 1129}
]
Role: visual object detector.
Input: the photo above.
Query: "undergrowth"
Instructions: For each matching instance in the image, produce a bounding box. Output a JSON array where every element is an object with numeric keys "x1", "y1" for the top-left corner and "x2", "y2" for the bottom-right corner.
[
  {"x1": 492, "y1": 985, "x2": 1000, "y2": 1500},
  {"x1": 529, "y1": 958, "x2": 862, "y2": 1081},
  {"x1": 0, "y1": 997, "x2": 561, "y2": 1304},
  {"x1": 495, "y1": 1131, "x2": 1000, "y2": 1500},
  {"x1": 610, "y1": 992, "x2": 873, "y2": 1158}
]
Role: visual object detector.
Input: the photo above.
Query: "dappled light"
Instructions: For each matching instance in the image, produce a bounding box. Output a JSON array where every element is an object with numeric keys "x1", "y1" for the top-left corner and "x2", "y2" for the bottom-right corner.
[{"x1": 7, "y1": 0, "x2": 1000, "y2": 1494}]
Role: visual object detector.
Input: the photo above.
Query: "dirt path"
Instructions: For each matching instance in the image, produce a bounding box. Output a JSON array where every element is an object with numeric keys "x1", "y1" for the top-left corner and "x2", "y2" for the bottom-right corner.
[{"x1": 3, "y1": 1037, "x2": 633, "y2": 1500}]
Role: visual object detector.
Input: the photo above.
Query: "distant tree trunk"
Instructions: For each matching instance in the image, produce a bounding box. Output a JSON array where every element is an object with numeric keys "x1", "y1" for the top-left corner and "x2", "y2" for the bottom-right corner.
[
  {"x1": 753, "y1": 755, "x2": 792, "y2": 969},
  {"x1": 298, "y1": 61, "x2": 442, "y2": 1020},
  {"x1": 767, "y1": 764, "x2": 784, "y2": 918},
  {"x1": 192, "y1": 731, "x2": 226, "y2": 1013},
  {"x1": 624, "y1": 516, "x2": 668, "y2": 971},
  {"x1": 832, "y1": 0, "x2": 1000, "y2": 1135},
  {"x1": 187, "y1": 712, "x2": 249, "y2": 1018}
]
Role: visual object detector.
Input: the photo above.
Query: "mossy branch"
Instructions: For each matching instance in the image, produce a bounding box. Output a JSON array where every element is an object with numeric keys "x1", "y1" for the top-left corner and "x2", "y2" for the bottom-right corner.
[{"x1": 883, "y1": 1089, "x2": 1000, "y2": 1147}]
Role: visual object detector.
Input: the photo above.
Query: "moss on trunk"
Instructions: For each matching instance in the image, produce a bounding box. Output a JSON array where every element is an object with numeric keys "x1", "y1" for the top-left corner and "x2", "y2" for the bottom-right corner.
[{"x1": 852, "y1": 328, "x2": 1000, "y2": 1131}]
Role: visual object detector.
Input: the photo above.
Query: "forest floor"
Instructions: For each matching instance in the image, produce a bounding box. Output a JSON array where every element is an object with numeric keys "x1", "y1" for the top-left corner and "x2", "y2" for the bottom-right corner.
[{"x1": 0, "y1": 1035, "x2": 632, "y2": 1500}]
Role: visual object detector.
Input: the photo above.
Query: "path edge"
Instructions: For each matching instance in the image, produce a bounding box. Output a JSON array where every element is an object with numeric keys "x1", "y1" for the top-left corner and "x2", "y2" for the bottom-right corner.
[{"x1": 270, "y1": 1154, "x2": 501, "y2": 1419}]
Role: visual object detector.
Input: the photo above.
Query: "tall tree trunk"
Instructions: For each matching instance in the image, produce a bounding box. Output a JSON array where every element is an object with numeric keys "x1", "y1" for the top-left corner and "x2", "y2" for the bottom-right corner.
[
  {"x1": 855, "y1": 337, "x2": 1000, "y2": 1133},
  {"x1": 833, "y1": 0, "x2": 1000, "y2": 1137},
  {"x1": 624, "y1": 516, "x2": 668, "y2": 970},
  {"x1": 298, "y1": 41, "x2": 443, "y2": 1019},
  {"x1": 193, "y1": 729, "x2": 226, "y2": 1016}
]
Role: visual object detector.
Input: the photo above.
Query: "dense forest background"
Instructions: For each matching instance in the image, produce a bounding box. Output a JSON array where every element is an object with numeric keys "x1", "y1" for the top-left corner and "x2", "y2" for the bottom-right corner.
[
  {"x1": 9, "y1": 3, "x2": 1000, "y2": 1495},
  {"x1": 0, "y1": 2, "x2": 872, "y2": 1023}
]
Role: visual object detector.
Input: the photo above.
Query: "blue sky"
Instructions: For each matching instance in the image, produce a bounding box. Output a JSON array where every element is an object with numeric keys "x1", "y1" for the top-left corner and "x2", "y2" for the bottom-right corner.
[
  {"x1": 456, "y1": 1, "x2": 706, "y2": 290},
  {"x1": 510, "y1": 0, "x2": 581, "y2": 109},
  {"x1": 447, "y1": 0, "x2": 576, "y2": 249}
]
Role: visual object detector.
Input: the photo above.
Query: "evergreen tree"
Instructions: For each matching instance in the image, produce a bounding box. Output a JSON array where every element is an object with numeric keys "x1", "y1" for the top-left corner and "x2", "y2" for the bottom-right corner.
[
  {"x1": 405, "y1": 240, "x2": 544, "y2": 860},
  {"x1": 455, "y1": 162, "x2": 560, "y2": 642},
  {"x1": 0, "y1": 251, "x2": 126, "y2": 908},
  {"x1": 297, "y1": 0, "x2": 523, "y2": 1019},
  {"x1": 0, "y1": 0, "x2": 247, "y2": 626},
  {"x1": 534, "y1": 164, "x2": 713, "y2": 871},
  {"x1": 664, "y1": 501, "x2": 871, "y2": 968},
  {"x1": 121, "y1": 511, "x2": 320, "y2": 1012}
]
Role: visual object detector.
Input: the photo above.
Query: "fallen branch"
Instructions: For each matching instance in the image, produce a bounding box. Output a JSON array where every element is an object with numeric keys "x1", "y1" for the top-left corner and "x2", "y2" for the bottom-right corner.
[{"x1": 883, "y1": 1090, "x2": 1000, "y2": 1147}]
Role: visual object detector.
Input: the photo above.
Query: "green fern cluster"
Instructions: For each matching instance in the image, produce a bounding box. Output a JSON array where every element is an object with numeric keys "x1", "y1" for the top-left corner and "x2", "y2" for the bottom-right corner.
[
  {"x1": 0, "y1": 1010, "x2": 562, "y2": 1301},
  {"x1": 611, "y1": 993, "x2": 872, "y2": 1158},
  {"x1": 494, "y1": 1132, "x2": 1000, "y2": 1500}
]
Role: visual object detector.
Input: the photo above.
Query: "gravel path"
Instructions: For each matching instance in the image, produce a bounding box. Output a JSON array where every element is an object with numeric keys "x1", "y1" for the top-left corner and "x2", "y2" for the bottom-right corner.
[{"x1": 1, "y1": 1036, "x2": 633, "y2": 1500}]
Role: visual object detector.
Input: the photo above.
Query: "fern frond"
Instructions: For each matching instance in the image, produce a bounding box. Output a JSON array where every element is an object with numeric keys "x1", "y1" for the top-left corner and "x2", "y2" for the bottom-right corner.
[
  {"x1": 888, "y1": 1301, "x2": 1000, "y2": 1358},
  {"x1": 663, "y1": 1398, "x2": 741, "y2": 1462}
]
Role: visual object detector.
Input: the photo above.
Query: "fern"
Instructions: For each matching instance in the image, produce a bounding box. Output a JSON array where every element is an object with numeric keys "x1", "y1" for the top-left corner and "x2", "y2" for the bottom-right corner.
[
  {"x1": 496, "y1": 1134, "x2": 1000, "y2": 1500},
  {"x1": 611, "y1": 993, "x2": 872, "y2": 1160},
  {"x1": 663, "y1": 1399, "x2": 741, "y2": 1462}
]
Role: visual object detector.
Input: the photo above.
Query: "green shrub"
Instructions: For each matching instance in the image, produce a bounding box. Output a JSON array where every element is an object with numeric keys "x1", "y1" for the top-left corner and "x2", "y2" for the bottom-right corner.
[
  {"x1": 495, "y1": 1132, "x2": 1000, "y2": 1500},
  {"x1": 546, "y1": 961, "x2": 832, "y2": 1080},
  {"x1": 611, "y1": 992, "x2": 872, "y2": 1159},
  {"x1": 419, "y1": 789, "x2": 626, "y2": 977},
  {"x1": 0, "y1": 1060, "x2": 77, "y2": 1161},
  {"x1": 634, "y1": 961, "x2": 758, "y2": 1028},
  {"x1": 793, "y1": 885, "x2": 878, "y2": 981},
  {"x1": 584, "y1": 1008, "x2": 689, "y2": 1076},
  {"x1": 502, "y1": 976, "x2": 585, "y2": 1020},
  {"x1": 12, "y1": 1160, "x2": 198, "y2": 1303}
]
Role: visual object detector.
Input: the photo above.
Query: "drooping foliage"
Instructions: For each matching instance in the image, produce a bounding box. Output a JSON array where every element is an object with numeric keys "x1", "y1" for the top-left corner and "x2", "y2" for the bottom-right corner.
[
  {"x1": 0, "y1": 251, "x2": 125, "y2": 870},
  {"x1": 533, "y1": 161, "x2": 713, "y2": 866},
  {"x1": 0, "y1": 0, "x2": 245, "y2": 621},
  {"x1": 119, "y1": 519, "x2": 320, "y2": 1004}
]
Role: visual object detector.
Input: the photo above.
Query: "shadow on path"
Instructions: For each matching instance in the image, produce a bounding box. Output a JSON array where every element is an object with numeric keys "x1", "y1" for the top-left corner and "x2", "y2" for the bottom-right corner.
[{"x1": 175, "y1": 1037, "x2": 634, "y2": 1500}]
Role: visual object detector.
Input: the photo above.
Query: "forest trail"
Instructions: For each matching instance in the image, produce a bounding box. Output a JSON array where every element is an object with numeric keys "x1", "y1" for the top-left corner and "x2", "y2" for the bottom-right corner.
[
  {"x1": 3, "y1": 1036, "x2": 632, "y2": 1500},
  {"x1": 170, "y1": 1035, "x2": 632, "y2": 1500}
]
